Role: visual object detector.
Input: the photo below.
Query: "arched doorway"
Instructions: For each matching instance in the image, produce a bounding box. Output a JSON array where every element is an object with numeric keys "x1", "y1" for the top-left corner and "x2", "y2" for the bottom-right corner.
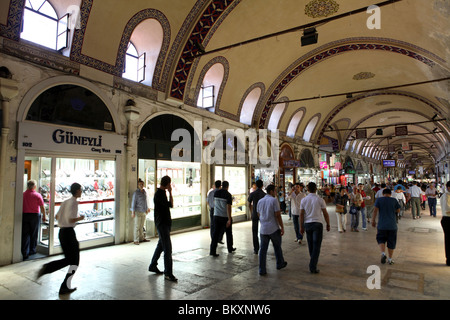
[
  {"x1": 138, "y1": 114, "x2": 202, "y2": 232},
  {"x1": 15, "y1": 83, "x2": 124, "y2": 261}
]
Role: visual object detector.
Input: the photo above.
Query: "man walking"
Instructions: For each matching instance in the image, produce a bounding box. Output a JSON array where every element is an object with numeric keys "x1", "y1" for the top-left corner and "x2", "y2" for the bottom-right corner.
[
  {"x1": 257, "y1": 184, "x2": 287, "y2": 275},
  {"x1": 290, "y1": 183, "x2": 306, "y2": 243},
  {"x1": 207, "y1": 180, "x2": 221, "y2": 240},
  {"x1": 440, "y1": 181, "x2": 450, "y2": 266},
  {"x1": 300, "y1": 182, "x2": 331, "y2": 274},
  {"x1": 149, "y1": 176, "x2": 177, "y2": 282},
  {"x1": 409, "y1": 181, "x2": 422, "y2": 219},
  {"x1": 248, "y1": 180, "x2": 266, "y2": 254},
  {"x1": 210, "y1": 181, "x2": 235, "y2": 256},
  {"x1": 371, "y1": 188, "x2": 401, "y2": 265},
  {"x1": 37, "y1": 183, "x2": 84, "y2": 294}
]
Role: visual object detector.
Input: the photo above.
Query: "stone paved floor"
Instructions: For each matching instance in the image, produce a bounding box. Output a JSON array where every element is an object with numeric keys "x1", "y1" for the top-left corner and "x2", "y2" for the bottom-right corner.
[{"x1": 0, "y1": 202, "x2": 449, "y2": 302}]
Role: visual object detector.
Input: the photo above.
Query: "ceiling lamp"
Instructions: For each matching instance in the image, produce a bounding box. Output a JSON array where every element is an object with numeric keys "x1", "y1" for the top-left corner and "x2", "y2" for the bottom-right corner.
[{"x1": 301, "y1": 27, "x2": 318, "y2": 46}]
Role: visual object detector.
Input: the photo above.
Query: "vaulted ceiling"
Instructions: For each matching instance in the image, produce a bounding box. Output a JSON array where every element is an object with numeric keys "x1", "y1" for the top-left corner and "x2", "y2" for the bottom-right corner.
[{"x1": 1, "y1": 0, "x2": 449, "y2": 170}]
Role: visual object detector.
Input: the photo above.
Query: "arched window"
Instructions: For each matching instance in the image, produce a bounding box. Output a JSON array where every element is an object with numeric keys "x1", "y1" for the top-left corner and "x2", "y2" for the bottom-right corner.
[
  {"x1": 356, "y1": 140, "x2": 364, "y2": 154},
  {"x1": 268, "y1": 102, "x2": 286, "y2": 133},
  {"x1": 344, "y1": 140, "x2": 351, "y2": 150},
  {"x1": 26, "y1": 84, "x2": 115, "y2": 132},
  {"x1": 122, "y1": 18, "x2": 164, "y2": 86},
  {"x1": 21, "y1": 0, "x2": 71, "y2": 51},
  {"x1": 302, "y1": 115, "x2": 319, "y2": 142},
  {"x1": 197, "y1": 63, "x2": 224, "y2": 112},
  {"x1": 287, "y1": 109, "x2": 305, "y2": 138},
  {"x1": 122, "y1": 42, "x2": 145, "y2": 83},
  {"x1": 240, "y1": 87, "x2": 262, "y2": 126}
]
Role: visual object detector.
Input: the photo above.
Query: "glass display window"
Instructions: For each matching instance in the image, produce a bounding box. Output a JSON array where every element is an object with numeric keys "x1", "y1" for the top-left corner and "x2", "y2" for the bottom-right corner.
[
  {"x1": 24, "y1": 156, "x2": 116, "y2": 253},
  {"x1": 138, "y1": 159, "x2": 201, "y2": 219},
  {"x1": 254, "y1": 168, "x2": 276, "y2": 189},
  {"x1": 215, "y1": 166, "x2": 247, "y2": 217}
]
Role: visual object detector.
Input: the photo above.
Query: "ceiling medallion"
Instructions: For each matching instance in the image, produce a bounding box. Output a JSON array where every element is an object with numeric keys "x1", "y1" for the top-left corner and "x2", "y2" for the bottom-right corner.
[
  {"x1": 353, "y1": 72, "x2": 376, "y2": 80},
  {"x1": 305, "y1": 0, "x2": 340, "y2": 18}
]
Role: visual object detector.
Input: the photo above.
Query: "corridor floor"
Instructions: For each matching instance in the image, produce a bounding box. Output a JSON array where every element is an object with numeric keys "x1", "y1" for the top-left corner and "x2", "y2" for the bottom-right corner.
[{"x1": 1, "y1": 202, "x2": 449, "y2": 302}]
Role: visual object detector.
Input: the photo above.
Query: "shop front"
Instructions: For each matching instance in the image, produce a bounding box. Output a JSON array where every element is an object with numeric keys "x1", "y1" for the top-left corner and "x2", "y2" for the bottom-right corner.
[
  {"x1": 13, "y1": 83, "x2": 123, "y2": 261},
  {"x1": 279, "y1": 143, "x2": 297, "y2": 193},
  {"x1": 343, "y1": 156, "x2": 356, "y2": 186},
  {"x1": 210, "y1": 132, "x2": 248, "y2": 222},
  {"x1": 297, "y1": 148, "x2": 319, "y2": 185},
  {"x1": 16, "y1": 122, "x2": 124, "y2": 257},
  {"x1": 138, "y1": 114, "x2": 202, "y2": 232}
]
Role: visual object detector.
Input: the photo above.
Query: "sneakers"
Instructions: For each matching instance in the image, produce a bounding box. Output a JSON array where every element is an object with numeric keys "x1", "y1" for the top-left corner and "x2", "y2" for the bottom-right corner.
[{"x1": 381, "y1": 254, "x2": 394, "y2": 265}]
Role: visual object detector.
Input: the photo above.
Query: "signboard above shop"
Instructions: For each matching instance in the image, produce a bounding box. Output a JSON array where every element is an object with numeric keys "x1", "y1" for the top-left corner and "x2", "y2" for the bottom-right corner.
[
  {"x1": 382, "y1": 159, "x2": 396, "y2": 168},
  {"x1": 18, "y1": 122, "x2": 125, "y2": 156}
]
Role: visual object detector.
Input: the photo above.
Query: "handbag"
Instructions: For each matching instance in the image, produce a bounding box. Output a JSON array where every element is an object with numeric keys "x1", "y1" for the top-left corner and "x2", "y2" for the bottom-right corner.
[
  {"x1": 349, "y1": 205, "x2": 359, "y2": 215},
  {"x1": 336, "y1": 204, "x2": 344, "y2": 213}
]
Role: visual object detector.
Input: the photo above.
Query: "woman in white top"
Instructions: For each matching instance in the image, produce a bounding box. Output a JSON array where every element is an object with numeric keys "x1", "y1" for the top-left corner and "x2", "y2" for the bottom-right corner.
[
  {"x1": 37, "y1": 183, "x2": 85, "y2": 294},
  {"x1": 425, "y1": 184, "x2": 437, "y2": 217}
]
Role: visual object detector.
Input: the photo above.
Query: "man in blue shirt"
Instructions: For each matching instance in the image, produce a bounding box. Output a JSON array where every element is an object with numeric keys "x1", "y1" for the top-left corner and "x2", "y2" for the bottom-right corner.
[
  {"x1": 210, "y1": 181, "x2": 235, "y2": 256},
  {"x1": 372, "y1": 188, "x2": 400, "y2": 265}
]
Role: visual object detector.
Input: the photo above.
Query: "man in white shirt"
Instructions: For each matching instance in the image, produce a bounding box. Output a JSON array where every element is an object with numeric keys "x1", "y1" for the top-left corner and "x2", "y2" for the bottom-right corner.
[
  {"x1": 409, "y1": 181, "x2": 422, "y2": 219},
  {"x1": 37, "y1": 183, "x2": 85, "y2": 294},
  {"x1": 440, "y1": 181, "x2": 450, "y2": 266},
  {"x1": 300, "y1": 182, "x2": 331, "y2": 274},
  {"x1": 290, "y1": 183, "x2": 306, "y2": 244},
  {"x1": 257, "y1": 184, "x2": 287, "y2": 275}
]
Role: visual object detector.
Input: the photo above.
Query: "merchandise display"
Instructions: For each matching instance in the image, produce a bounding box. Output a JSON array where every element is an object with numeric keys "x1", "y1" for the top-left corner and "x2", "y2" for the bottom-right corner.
[
  {"x1": 25, "y1": 156, "x2": 116, "y2": 250},
  {"x1": 215, "y1": 165, "x2": 247, "y2": 217},
  {"x1": 138, "y1": 159, "x2": 202, "y2": 220}
]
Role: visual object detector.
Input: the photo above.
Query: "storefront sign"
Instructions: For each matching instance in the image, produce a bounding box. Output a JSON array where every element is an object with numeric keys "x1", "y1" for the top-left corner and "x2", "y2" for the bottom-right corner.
[
  {"x1": 18, "y1": 122, "x2": 125, "y2": 155},
  {"x1": 283, "y1": 159, "x2": 300, "y2": 168},
  {"x1": 382, "y1": 159, "x2": 396, "y2": 167}
]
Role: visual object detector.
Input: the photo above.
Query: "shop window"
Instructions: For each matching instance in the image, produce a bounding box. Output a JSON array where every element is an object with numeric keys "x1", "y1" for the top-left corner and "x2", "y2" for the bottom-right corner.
[
  {"x1": 21, "y1": 0, "x2": 69, "y2": 51},
  {"x1": 122, "y1": 42, "x2": 146, "y2": 83},
  {"x1": 26, "y1": 84, "x2": 115, "y2": 132},
  {"x1": 240, "y1": 87, "x2": 262, "y2": 126},
  {"x1": 138, "y1": 114, "x2": 202, "y2": 231}
]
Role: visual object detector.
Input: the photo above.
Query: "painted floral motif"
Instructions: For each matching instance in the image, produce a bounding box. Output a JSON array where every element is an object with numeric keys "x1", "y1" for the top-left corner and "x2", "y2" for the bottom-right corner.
[{"x1": 305, "y1": 0, "x2": 339, "y2": 18}]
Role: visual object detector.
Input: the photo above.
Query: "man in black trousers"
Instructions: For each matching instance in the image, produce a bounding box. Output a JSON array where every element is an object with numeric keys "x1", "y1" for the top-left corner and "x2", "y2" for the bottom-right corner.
[
  {"x1": 37, "y1": 183, "x2": 85, "y2": 294},
  {"x1": 148, "y1": 175, "x2": 178, "y2": 281},
  {"x1": 248, "y1": 180, "x2": 266, "y2": 254}
]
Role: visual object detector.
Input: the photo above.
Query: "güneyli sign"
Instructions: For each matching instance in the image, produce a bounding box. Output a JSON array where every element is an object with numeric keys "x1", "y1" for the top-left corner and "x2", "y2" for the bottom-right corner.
[{"x1": 18, "y1": 122, "x2": 125, "y2": 155}]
